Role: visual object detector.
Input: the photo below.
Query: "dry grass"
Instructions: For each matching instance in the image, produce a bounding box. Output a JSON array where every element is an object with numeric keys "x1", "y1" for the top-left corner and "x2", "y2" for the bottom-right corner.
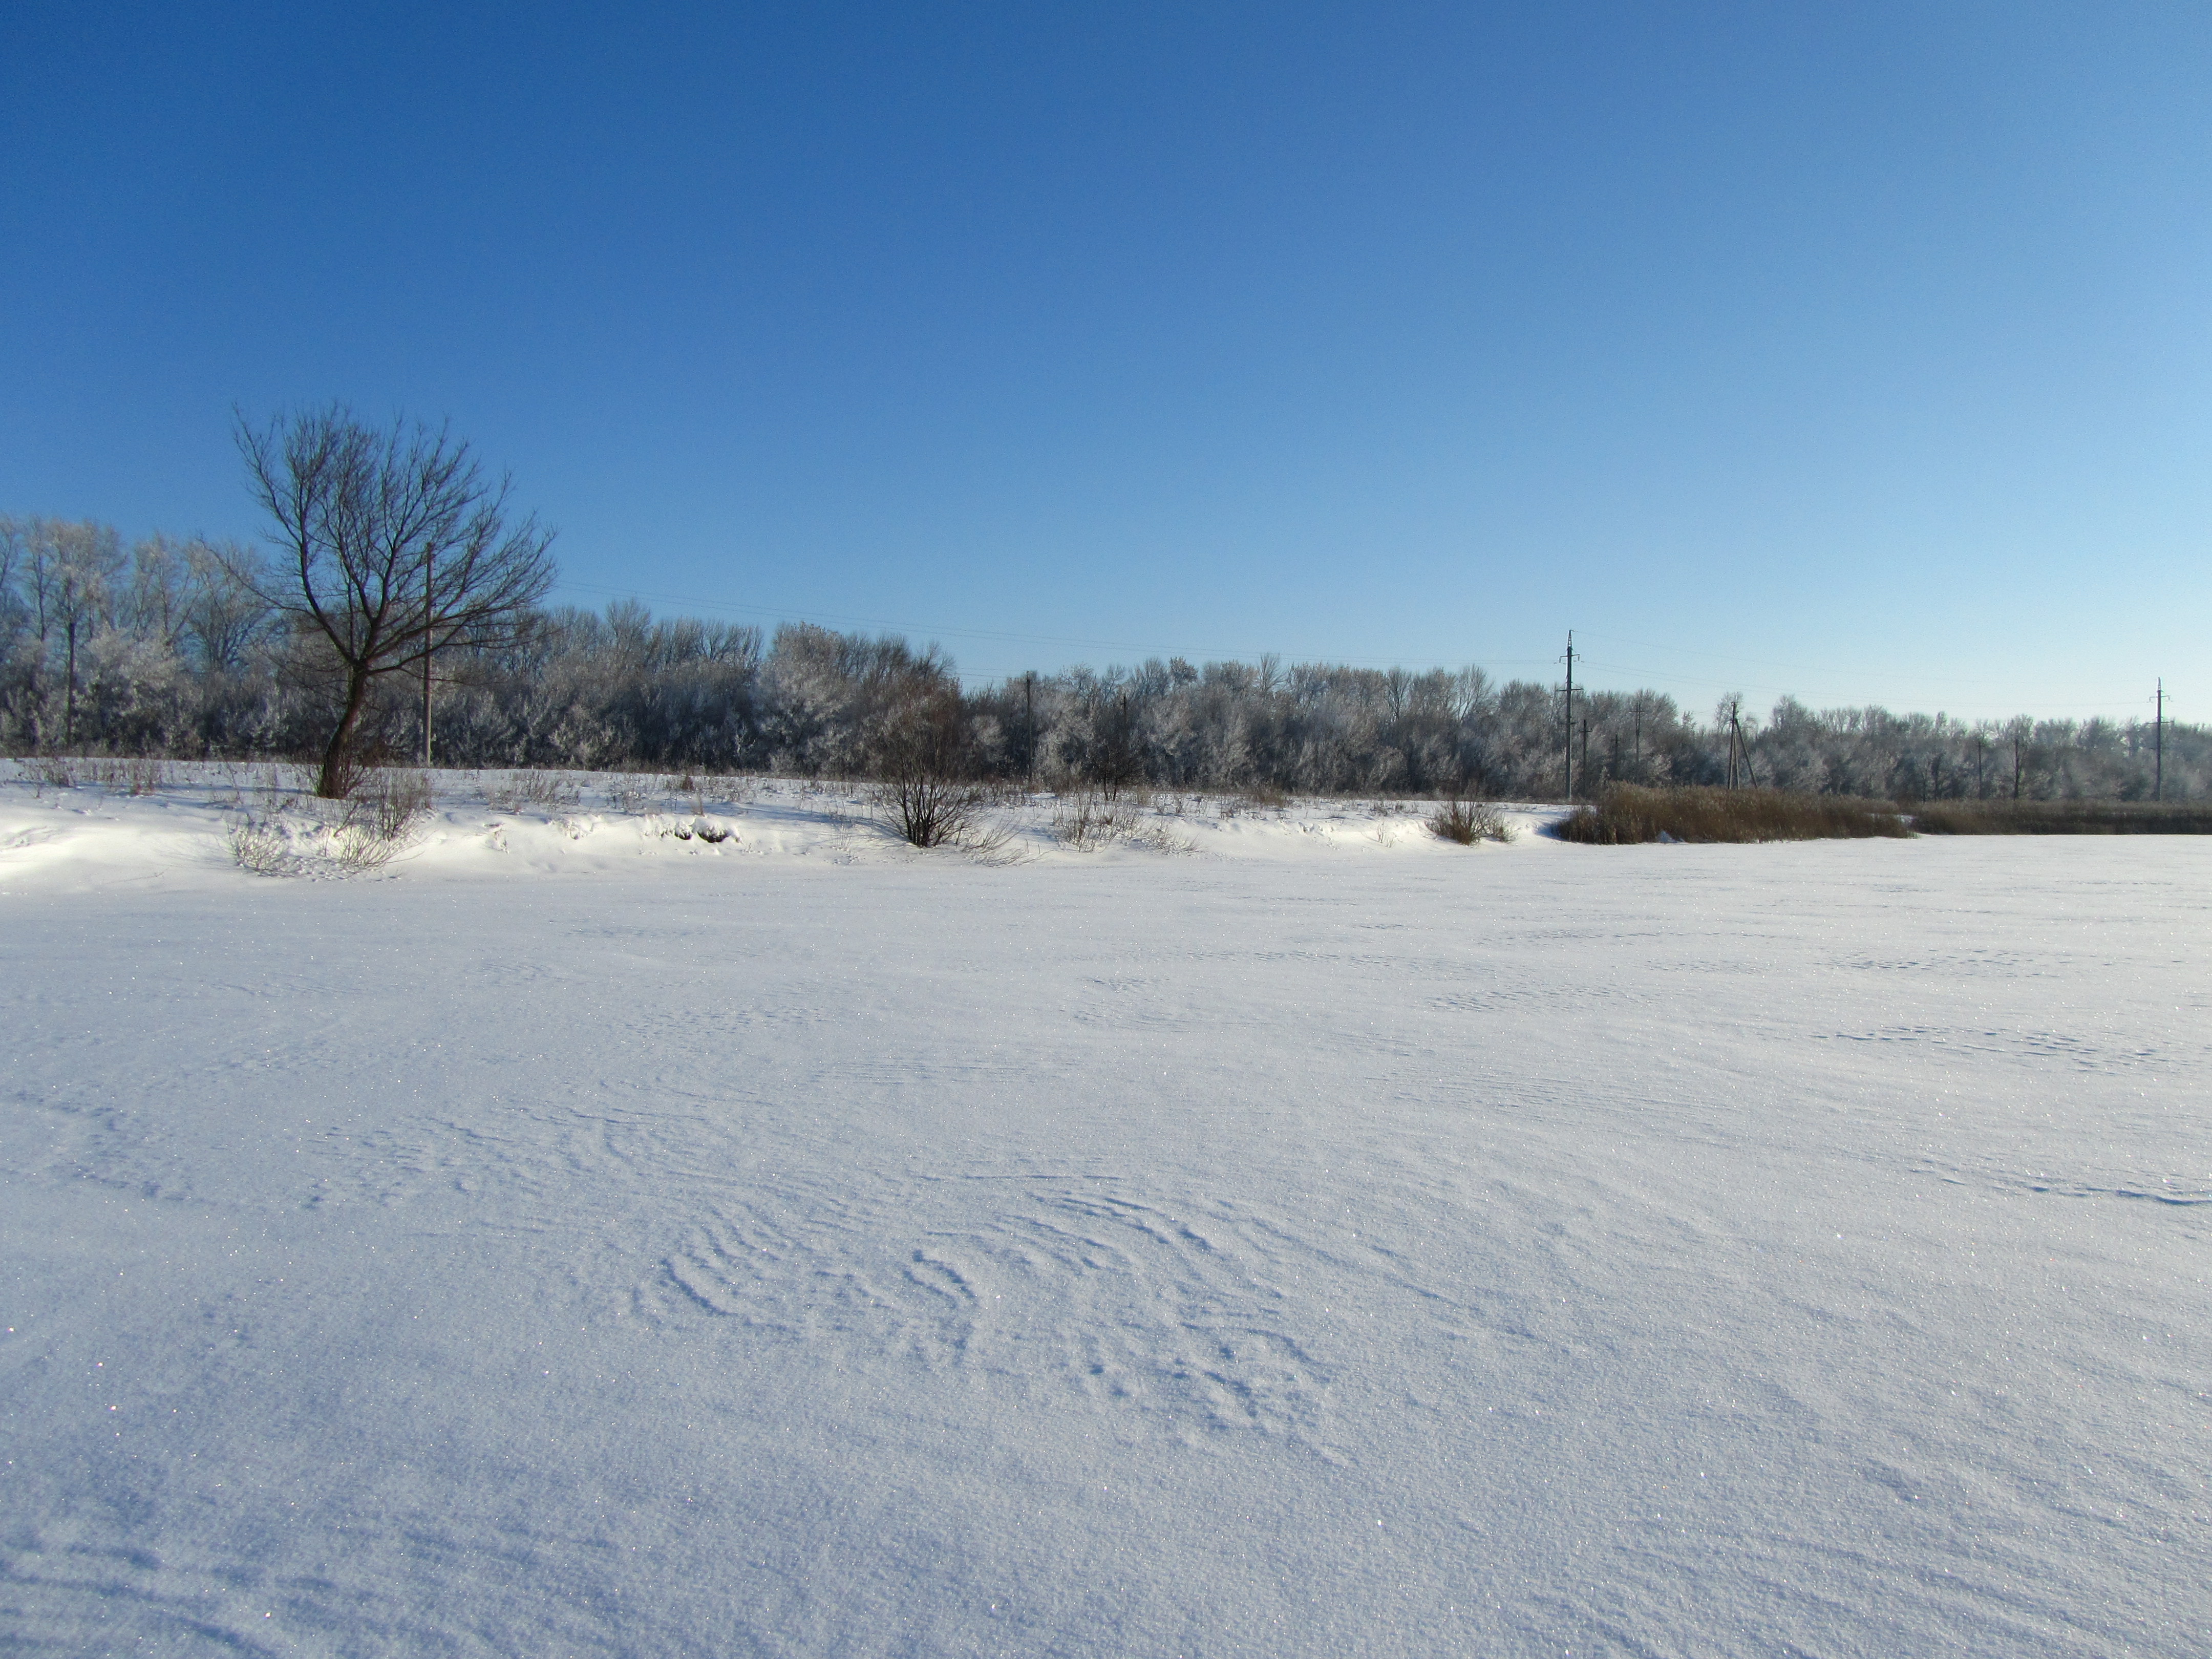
[
  {"x1": 485, "y1": 769, "x2": 582, "y2": 813},
  {"x1": 23, "y1": 755, "x2": 79, "y2": 792},
  {"x1": 1910, "y1": 800, "x2": 2212, "y2": 835},
  {"x1": 604, "y1": 773, "x2": 661, "y2": 815},
  {"x1": 1052, "y1": 790, "x2": 1147, "y2": 849},
  {"x1": 1052, "y1": 790, "x2": 1194, "y2": 854},
  {"x1": 1558, "y1": 785, "x2": 1910, "y2": 845},
  {"x1": 81, "y1": 756, "x2": 171, "y2": 794}
]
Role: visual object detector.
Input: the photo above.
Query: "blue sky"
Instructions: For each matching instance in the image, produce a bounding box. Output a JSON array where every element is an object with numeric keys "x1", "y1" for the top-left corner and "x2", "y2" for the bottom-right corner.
[{"x1": 5, "y1": 3, "x2": 2207, "y2": 720}]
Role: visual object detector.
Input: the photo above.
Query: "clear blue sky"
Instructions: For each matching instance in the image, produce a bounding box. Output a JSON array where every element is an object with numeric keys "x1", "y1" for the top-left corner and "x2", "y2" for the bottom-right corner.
[{"x1": 6, "y1": 3, "x2": 2207, "y2": 721}]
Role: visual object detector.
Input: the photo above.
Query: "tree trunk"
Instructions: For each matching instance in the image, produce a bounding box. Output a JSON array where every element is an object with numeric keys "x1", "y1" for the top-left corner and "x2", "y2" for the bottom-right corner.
[{"x1": 318, "y1": 665, "x2": 375, "y2": 798}]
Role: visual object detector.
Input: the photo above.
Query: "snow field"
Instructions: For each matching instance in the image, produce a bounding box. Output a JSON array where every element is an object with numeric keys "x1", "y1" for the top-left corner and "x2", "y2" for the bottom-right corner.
[{"x1": 2, "y1": 770, "x2": 2207, "y2": 1655}]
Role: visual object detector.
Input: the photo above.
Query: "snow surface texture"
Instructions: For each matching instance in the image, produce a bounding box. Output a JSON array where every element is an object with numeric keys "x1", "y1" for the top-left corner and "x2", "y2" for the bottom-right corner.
[{"x1": 3, "y1": 767, "x2": 2207, "y2": 1656}]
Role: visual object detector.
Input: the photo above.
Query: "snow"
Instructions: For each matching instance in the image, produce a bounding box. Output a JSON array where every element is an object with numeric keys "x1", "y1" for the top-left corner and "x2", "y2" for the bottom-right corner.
[{"x1": 3, "y1": 768, "x2": 2207, "y2": 1655}]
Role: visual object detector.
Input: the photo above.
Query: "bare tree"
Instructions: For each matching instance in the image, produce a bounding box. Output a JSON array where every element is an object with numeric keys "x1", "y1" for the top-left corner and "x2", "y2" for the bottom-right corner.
[
  {"x1": 233, "y1": 406, "x2": 556, "y2": 796},
  {"x1": 23, "y1": 518, "x2": 125, "y2": 749},
  {"x1": 0, "y1": 517, "x2": 27, "y2": 647},
  {"x1": 181, "y1": 539, "x2": 275, "y2": 673}
]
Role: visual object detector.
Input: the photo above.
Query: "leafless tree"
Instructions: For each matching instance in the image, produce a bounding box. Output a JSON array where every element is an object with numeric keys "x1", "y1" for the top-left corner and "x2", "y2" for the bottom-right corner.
[
  {"x1": 233, "y1": 406, "x2": 556, "y2": 796},
  {"x1": 181, "y1": 539, "x2": 275, "y2": 673},
  {"x1": 22, "y1": 518, "x2": 125, "y2": 748}
]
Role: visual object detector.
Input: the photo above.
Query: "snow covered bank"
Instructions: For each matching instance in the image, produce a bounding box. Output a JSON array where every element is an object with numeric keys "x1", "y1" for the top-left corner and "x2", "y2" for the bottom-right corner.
[
  {"x1": 0, "y1": 765, "x2": 1549, "y2": 892},
  {"x1": 3, "y1": 769, "x2": 2207, "y2": 1655}
]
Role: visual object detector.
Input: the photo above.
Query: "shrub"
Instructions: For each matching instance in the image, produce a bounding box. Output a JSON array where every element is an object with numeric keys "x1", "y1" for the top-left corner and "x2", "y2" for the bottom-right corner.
[
  {"x1": 230, "y1": 769, "x2": 432, "y2": 876},
  {"x1": 25, "y1": 756, "x2": 79, "y2": 792},
  {"x1": 345, "y1": 768, "x2": 433, "y2": 844},
  {"x1": 229, "y1": 815, "x2": 296, "y2": 875},
  {"x1": 605, "y1": 773, "x2": 660, "y2": 815},
  {"x1": 82, "y1": 757, "x2": 169, "y2": 795},
  {"x1": 1050, "y1": 789, "x2": 1192, "y2": 853},
  {"x1": 870, "y1": 774, "x2": 997, "y2": 849},
  {"x1": 1052, "y1": 789, "x2": 1144, "y2": 848},
  {"x1": 1558, "y1": 784, "x2": 1910, "y2": 845},
  {"x1": 486, "y1": 769, "x2": 581, "y2": 813},
  {"x1": 1428, "y1": 798, "x2": 1513, "y2": 844}
]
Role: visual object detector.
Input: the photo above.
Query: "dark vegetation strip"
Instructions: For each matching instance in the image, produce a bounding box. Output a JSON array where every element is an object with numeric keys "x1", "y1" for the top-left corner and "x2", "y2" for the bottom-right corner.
[
  {"x1": 1557, "y1": 786, "x2": 1910, "y2": 844},
  {"x1": 1909, "y1": 800, "x2": 2212, "y2": 835},
  {"x1": 1560, "y1": 786, "x2": 2212, "y2": 843}
]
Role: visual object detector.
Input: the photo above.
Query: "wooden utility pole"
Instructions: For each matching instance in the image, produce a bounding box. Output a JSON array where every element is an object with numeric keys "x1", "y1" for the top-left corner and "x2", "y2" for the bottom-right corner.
[
  {"x1": 1024, "y1": 671, "x2": 1036, "y2": 788},
  {"x1": 2155, "y1": 678, "x2": 2165, "y2": 802},
  {"x1": 1561, "y1": 631, "x2": 1576, "y2": 801},
  {"x1": 421, "y1": 554, "x2": 435, "y2": 768}
]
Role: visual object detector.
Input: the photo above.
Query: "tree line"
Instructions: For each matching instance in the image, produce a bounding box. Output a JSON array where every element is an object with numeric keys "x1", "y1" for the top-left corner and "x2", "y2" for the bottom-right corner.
[
  {"x1": 4, "y1": 523, "x2": 2195, "y2": 803},
  {"x1": 4, "y1": 410, "x2": 2199, "y2": 802}
]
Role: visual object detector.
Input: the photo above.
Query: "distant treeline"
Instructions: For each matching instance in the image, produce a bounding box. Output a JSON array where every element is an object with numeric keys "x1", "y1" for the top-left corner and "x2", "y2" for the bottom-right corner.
[{"x1": 3, "y1": 515, "x2": 2200, "y2": 801}]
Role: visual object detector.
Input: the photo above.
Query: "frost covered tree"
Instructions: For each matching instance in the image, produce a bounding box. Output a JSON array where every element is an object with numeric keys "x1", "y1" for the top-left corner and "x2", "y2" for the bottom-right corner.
[{"x1": 25, "y1": 518, "x2": 126, "y2": 747}]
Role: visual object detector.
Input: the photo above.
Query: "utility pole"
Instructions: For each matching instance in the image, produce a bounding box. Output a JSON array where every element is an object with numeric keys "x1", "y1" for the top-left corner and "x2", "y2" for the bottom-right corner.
[
  {"x1": 1561, "y1": 631, "x2": 1576, "y2": 801},
  {"x1": 1024, "y1": 671, "x2": 1036, "y2": 789},
  {"x1": 421, "y1": 554, "x2": 435, "y2": 769},
  {"x1": 2155, "y1": 678, "x2": 2165, "y2": 802}
]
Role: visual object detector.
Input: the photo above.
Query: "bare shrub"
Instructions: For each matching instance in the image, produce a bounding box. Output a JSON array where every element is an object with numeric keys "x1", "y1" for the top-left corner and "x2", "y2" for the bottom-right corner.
[
  {"x1": 1558, "y1": 785, "x2": 1910, "y2": 845},
  {"x1": 228, "y1": 816, "x2": 299, "y2": 876},
  {"x1": 230, "y1": 770, "x2": 431, "y2": 876},
  {"x1": 25, "y1": 756, "x2": 79, "y2": 792},
  {"x1": 121, "y1": 756, "x2": 169, "y2": 795},
  {"x1": 1051, "y1": 790, "x2": 1191, "y2": 853},
  {"x1": 1052, "y1": 789, "x2": 1141, "y2": 849},
  {"x1": 80, "y1": 757, "x2": 171, "y2": 794},
  {"x1": 486, "y1": 769, "x2": 580, "y2": 813},
  {"x1": 606, "y1": 773, "x2": 658, "y2": 815},
  {"x1": 870, "y1": 775, "x2": 991, "y2": 848},
  {"x1": 865, "y1": 684, "x2": 1011, "y2": 852},
  {"x1": 207, "y1": 762, "x2": 250, "y2": 811},
  {"x1": 1428, "y1": 798, "x2": 1513, "y2": 844},
  {"x1": 344, "y1": 769, "x2": 433, "y2": 844}
]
